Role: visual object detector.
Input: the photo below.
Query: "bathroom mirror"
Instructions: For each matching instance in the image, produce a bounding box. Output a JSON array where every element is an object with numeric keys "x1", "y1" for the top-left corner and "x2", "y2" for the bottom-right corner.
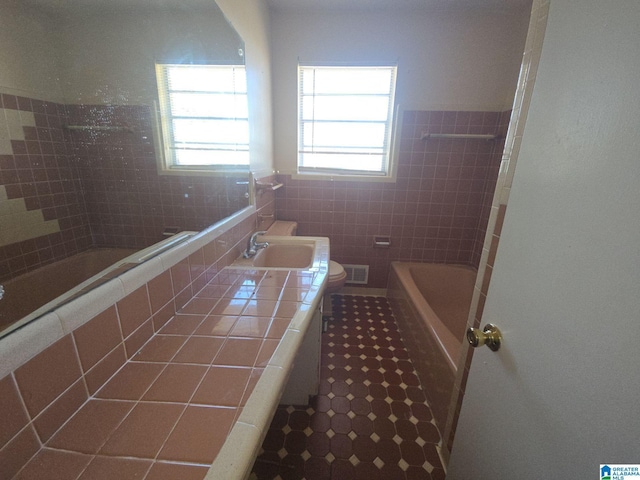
[{"x1": 0, "y1": 0, "x2": 250, "y2": 336}]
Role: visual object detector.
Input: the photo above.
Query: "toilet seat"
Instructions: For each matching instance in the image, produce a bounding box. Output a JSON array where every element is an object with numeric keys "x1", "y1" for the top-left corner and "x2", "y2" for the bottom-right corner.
[{"x1": 329, "y1": 260, "x2": 346, "y2": 280}]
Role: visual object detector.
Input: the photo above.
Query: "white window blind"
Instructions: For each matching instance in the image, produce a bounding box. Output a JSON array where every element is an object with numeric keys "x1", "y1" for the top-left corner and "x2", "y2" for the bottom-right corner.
[
  {"x1": 156, "y1": 64, "x2": 249, "y2": 170},
  {"x1": 298, "y1": 65, "x2": 397, "y2": 176}
]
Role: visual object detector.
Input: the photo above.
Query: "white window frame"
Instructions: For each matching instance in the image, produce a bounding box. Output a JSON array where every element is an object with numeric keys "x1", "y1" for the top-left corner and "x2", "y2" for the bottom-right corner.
[
  {"x1": 154, "y1": 63, "x2": 249, "y2": 176},
  {"x1": 297, "y1": 64, "x2": 399, "y2": 180}
]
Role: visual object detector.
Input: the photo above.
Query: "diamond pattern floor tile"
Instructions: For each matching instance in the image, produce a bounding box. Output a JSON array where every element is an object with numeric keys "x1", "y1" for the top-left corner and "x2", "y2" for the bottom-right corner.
[{"x1": 250, "y1": 295, "x2": 446, "y2": 480}]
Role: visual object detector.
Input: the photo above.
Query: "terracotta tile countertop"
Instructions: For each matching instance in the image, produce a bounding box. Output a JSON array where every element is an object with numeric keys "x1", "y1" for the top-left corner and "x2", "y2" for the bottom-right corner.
[{"x1": 13, "y1": 238, "x2": 328, "y2": 480}]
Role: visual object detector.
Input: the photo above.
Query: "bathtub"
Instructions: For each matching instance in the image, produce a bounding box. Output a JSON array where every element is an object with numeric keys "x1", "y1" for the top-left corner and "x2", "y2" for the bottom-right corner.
[
  {"x1": 387, "y1": 262, "x2": 476, "y2": 433},
  {"x1": 0, "y1": 248, "x2": 137, "y2": 332}
]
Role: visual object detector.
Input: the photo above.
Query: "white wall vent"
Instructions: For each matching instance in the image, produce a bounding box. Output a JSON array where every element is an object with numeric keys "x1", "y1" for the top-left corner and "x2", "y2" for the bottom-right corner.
[{"x1": 342, "y1": 264, "x2": 369, "y2": 285}]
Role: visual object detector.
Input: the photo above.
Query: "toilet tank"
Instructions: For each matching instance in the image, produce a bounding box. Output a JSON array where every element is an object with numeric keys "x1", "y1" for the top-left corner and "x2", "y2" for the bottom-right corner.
[{"x1": 265, "y1": 221, "x2": 297, "y2": 236}]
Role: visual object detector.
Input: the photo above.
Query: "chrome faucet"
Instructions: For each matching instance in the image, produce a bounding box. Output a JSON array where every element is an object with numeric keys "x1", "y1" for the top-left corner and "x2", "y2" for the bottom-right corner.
[{"x1": 243, "y1": 231, "x2": 269, "y2": 258}]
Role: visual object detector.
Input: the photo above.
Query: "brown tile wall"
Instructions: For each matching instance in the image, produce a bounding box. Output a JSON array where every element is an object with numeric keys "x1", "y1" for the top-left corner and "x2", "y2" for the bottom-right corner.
[
  {"x1": 0, "y1": 206, "x2": 259, "y2": 479},
  {"x1": 67, "y1": 105, "x2": 249, "y2": 250},
  {"x1": 474, "y1": 204, "x2": 507, "y2": 331},
  {"x1": 0, "y1": 93, "x2": 92, "y2": 281},
  {"x1": 254, "y1": 174, "x2": 278, "y2": 232},
  {"x1": 276, "y1": 110, "x2": 509, "y2": 288},
  {"x1": 1, "y1": 96, "x2": 250, "y2": 282},
  {"x1": 472, "y1": 112, "x2": 510, "y2": 267}
]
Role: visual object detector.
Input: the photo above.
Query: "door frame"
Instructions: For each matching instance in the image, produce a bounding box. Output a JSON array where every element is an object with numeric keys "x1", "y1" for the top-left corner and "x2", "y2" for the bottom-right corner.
[{"x1": 440, "y1": 0, "x2": 550, "y2": 464}]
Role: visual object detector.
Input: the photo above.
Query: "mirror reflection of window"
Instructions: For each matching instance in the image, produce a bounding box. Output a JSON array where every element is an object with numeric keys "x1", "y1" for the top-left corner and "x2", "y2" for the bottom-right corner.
[{"x1": 155, "y1": 64, "x2": 250, "y2": 173}]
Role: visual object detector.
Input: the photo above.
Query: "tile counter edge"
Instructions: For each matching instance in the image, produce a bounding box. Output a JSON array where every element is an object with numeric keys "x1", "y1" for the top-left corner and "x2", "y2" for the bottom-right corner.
[{"x1": 206, "y1": 253, "x2": 328, "y2": 479}]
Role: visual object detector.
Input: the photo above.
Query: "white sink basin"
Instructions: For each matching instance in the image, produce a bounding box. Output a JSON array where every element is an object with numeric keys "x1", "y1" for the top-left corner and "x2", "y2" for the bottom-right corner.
[{"x1": 232, "y1": 236, "x2": 321, "y2": 270}]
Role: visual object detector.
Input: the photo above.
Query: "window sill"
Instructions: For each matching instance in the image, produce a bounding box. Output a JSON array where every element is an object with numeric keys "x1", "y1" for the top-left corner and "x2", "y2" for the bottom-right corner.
[
  {"x1": 290, "y1": 171, "x2": 397, "y2": 183},
  {"x1": 158, "y1": 166, "x2": 250, "y2": 177}
]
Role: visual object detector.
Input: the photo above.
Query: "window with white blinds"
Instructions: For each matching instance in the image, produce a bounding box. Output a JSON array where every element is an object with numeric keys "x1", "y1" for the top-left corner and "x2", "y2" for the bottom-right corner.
[
  {"x1": 155, "y1": 64, "x2": 249, "y2": 172},
  {"x1": 298, "y1": 65, "x2": 397, "y2": 176}
]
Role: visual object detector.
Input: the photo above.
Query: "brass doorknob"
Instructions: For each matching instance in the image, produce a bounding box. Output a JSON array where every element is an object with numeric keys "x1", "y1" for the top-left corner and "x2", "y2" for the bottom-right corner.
[{"x1": 466, "y1": 324, "x2": 502, "y2": 351}]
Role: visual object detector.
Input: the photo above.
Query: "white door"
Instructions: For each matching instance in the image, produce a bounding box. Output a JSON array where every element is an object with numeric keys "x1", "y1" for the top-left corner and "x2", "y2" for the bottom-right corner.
[{"x1": 448, "y1": 2, "x2": 640, "y2": 479}]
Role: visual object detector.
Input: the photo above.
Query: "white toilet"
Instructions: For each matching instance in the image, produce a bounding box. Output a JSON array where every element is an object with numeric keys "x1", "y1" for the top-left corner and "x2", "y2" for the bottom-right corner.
[{"x1": 326, "y1": 260, "x2": 347, "y2": 293}]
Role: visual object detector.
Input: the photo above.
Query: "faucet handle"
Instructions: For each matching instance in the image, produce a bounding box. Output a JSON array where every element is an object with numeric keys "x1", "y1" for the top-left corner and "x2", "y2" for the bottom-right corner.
[{"x1": 251, "y1": 231, "x2": 269, "y2": 249}]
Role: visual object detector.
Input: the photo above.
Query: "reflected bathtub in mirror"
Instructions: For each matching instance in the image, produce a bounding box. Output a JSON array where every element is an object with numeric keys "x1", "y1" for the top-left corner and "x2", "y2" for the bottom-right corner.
[
  {"x1": 0, "y1": 231, "x2": 197, "y2": 338},
  {"x1": 1, "y1": 248, "x2": 137, "y2": 327}
]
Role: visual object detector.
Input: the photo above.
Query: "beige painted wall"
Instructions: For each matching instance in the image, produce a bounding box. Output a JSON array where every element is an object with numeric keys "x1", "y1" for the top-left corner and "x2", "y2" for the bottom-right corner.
[
  {"x1": 0, "y1": 4, "x2": 64, "y2": 101},
  {"x1": 269, "y1": 6, "x2": 531, "y2": 174},
  {"x1": 57, "y1": 6, "x2": 243, "y2": 105},
  {"x1": 1, "y1": 3, "x2": 243, "y2": 106},
  {"x1": 1, "y1": 0, "x2": 275, "y2": 180}
]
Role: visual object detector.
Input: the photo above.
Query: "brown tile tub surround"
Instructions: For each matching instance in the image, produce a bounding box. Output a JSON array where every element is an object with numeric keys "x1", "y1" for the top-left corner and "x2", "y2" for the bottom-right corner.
[
  {"x1": 276, "y1": 109, "x2": 510, "y2": 288},
  {"x1": 0, "y1": 262, "x2": 323, "y2": 480},
  {"x1": 0, "y1": 93, "x2": 92, "y2": 281},
  {"x1": 0, "y1": 94, "x2": 250, "y2": 283},
  {"x1": 0, "y1": 248, "x2": 138, "y2": 332}
]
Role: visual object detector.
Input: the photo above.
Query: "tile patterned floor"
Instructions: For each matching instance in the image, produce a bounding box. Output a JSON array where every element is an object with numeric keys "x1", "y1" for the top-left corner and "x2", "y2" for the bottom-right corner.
[{"x1": 250, "y1": 295, "x2": 446, "y2": 480}]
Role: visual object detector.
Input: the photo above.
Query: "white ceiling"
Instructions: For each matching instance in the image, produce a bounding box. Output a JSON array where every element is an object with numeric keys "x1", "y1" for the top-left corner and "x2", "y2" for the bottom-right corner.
[
  {"x1": 20, "y1": 0, "x2": 220, "y2": 12},
  {"x1": 21, "y1": 0, "x2": 532, "y2": 13},
  {"x1": 265, "y1": 0, "x2": 532, "y2": 12}
]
